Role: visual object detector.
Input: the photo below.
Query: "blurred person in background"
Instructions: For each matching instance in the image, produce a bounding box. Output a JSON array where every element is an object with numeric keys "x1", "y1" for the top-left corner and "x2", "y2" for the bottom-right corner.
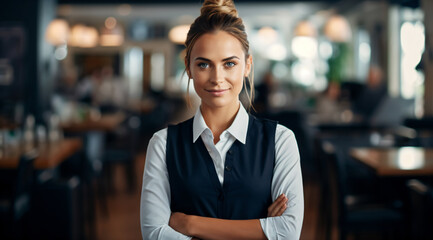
[
  {"x1": 254, "y1": 71, "x2": 275, "y2": 114},
  {"x1": 315, "y1": 81, "x2": 344, "y2": 123},
  {"x1": 92, "y1": 65, "x2": 127, "y2": 111},
  {"x1": 140, "y1": 0, "x2": 304, "y2": 239},
  {"x1": 55, "y1": 66, "x2": 79, "y2": 100},
  {"x1": 352, "y1": 65, "x2": 387, "y2": 122},
  {"x1": 75, "y1": 67, "x2": 101, "y2": 105},
  {"x1": 75, "y1": 66, "x2": 127, "y2": 110}
]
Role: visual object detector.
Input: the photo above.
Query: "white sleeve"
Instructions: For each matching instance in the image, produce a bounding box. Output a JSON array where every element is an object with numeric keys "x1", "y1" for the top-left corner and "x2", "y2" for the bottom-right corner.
[
  {"x1": 260, "y1": 124, "x2": 304, "y2": 240},
  {"x1": 140, "y1": 128, "x2": 192, "y2": 240}
]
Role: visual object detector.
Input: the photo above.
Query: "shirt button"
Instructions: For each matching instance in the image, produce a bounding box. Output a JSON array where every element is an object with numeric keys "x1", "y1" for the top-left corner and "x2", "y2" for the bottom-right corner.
[{"x1": 225, "y1": 166, "x2": 232, "y2": 171}]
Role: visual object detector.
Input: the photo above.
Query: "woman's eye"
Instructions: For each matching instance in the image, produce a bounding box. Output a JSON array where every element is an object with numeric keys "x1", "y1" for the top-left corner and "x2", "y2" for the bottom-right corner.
[
  {"x1": 198, "y1": 62, "x2": 209, "y2": 69},
  {"x1": 225, "y1": 62, "x2": 236, "y2": 68}
]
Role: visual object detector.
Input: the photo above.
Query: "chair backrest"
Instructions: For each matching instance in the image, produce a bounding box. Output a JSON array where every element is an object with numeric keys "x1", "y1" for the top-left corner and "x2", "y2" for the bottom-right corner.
[
  {"x1": 407, "y1": 179, "x2": 433, "y2": 239},
  {"x1": 371, "y1": 97, "x2": 414, "y2": 126},
  {"x1": 321, "y1": 140, "x2": 348, "y2": 227},
  {"x1": 403, "y1": 117, "x2": 433, "y2": 147},
  {"x1": 321, "y1": 136, "x2": 374, "y2": 229},
  {"x1": 105, "y1": 114, "x2": 142, "y2": 153},
  {"x1": 403, "y1": 117, "x2": 433, "y2": 130},
  {"x1": 12, "y1": 150, "x2": 38, "y2": 221}
]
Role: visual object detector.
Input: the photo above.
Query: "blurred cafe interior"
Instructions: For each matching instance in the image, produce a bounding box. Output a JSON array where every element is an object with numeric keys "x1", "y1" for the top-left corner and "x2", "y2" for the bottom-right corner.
[{"x1": 1, "y1": 0, "x2": 433, "y2": 239}]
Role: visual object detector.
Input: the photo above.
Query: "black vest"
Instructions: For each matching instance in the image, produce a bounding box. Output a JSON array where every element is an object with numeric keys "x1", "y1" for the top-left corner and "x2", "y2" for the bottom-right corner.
[{"x1": 166, "y1": 114, "x2": 277, "y2": 220}]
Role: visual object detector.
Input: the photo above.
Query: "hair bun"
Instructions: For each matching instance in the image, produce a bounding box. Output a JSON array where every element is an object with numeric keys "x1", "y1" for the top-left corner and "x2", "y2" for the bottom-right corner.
[{"x1": 201, "y1": 0, "x2": 238, "y2": 18}]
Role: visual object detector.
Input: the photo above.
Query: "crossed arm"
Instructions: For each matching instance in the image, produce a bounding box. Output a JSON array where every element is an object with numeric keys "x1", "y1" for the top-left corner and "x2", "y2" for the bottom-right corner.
[{"x1": 168, "y1": 194, "x2": 288, "y2": 240}]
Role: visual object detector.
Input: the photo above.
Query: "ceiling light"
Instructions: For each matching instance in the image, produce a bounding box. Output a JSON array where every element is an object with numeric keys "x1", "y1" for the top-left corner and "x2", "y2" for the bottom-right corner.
[
  {"x1": 105, "y1": 17, "x2": 117, "y2": 30},
  {"x1": 100, "y1": 19, "x2": 124, "y2": 46},
  {"x1": 294, "y1": 21, "x2": 316, "y2": 37},
  {"x1": 257, "y1": 27, "x2": 278, "y2": 44},
  {"x1": 69, "y1": 24, "x2": 98, "y2": 48},
  {"x1": 168, "y1": 25, "x2": 190, "y2": 44},
  {"x1": 45, "y1": 19, "x2": 70, "y2": 46},
  {"x1": 324, "y1": 15, "x2": 352, "y2": 42}
]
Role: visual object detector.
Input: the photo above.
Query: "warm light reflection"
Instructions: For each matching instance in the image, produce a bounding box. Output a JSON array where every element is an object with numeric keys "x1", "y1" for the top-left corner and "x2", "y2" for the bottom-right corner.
[
  {"x1": 100, "y1": 17, "x2": 124, "y2": 46},
  {"x1": 100, "y1": 34, "x2": 124, "y2": 46},
  {"x1": 105, "y1": 17, "x2": 117, "y2": 30},
  {"x1": 45, "y1": 19, "x2": 70, "y2": 46},
  {"x1": 324, "y1": 15, "x2": 352, "y2": 42},
  {"x1": 396, "y1": 147, "x2": 424, "y2": 170},
  {"x1": 168, "y1": 25, "x2": 190, "y2": 44},
  {"x1": 257, "y1": 27, "x2": 278, "y2": 44},
  {"x1": 69, "y1": 24, "x2": 98, "y2": 48},
  {"x1": 294, "y1": 21, "x2": 316, "y2": 37}
]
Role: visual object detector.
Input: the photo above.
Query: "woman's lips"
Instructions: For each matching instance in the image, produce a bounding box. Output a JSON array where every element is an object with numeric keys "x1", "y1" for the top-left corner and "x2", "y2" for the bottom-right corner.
[{"x1": 206, "y1": 89, "x2": 228, "y2": 96}]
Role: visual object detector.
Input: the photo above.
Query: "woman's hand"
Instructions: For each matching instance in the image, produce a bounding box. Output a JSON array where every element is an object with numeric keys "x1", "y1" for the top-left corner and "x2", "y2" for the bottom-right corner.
[
  {"x1": 267, "y1": 193, "x2": 288, "y2": 217},
  {"x1": 169, "y1": 212, "x2": 193, "y2": 236}
]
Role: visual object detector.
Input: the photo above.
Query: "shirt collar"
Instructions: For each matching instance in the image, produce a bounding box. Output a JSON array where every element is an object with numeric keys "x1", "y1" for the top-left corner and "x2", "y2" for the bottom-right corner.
[{"x1": 192, "y1": 104, "x2": 249, "y2": 144}]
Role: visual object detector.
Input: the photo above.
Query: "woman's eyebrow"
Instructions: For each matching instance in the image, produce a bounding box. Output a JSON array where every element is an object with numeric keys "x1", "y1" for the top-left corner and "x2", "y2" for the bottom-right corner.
[
  {"x1": 194, "y1": 57, "x2": 211, "y2": 62},
  {"x1": 194, "y1": 56, "x2": 240, "y2": 62},
  {"x1": 222, "y1": 56, "x2": 240, "y2": 61}
]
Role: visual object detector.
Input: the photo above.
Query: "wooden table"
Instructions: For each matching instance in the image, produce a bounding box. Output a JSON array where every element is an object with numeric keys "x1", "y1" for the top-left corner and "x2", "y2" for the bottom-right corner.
[
  {"x1": 0, "y1": 138, "x2": 82, "y2": 169},
  {"x1": 61, "y1": 112, "x2": 125, "y2": 132},
  {"x1": 350, "y1": 147, "x2": 433, "y2": 176}
]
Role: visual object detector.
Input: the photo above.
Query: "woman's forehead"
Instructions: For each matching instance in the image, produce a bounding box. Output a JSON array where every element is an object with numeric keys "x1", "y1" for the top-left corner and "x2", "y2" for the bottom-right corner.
[{"x1": 190, "y1": 31, "x2": 245, "y2": 60}]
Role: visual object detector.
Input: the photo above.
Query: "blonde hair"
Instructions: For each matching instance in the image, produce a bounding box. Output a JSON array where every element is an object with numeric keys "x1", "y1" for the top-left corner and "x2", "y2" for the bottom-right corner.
[{"x1": 184, "y1": 0, "x2": 255, "y2": 110}]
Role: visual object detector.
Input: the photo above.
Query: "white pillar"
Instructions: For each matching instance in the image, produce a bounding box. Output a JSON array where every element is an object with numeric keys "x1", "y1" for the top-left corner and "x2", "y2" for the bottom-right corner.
[{"x1": 421, "y1": 0, "x2": 433, "y2": 116}]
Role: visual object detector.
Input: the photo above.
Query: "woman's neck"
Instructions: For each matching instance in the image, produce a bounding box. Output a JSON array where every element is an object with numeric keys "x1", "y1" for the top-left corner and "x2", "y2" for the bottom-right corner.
[{"x1": 200, "y1": 102, "x2": 240, "y2": 144}]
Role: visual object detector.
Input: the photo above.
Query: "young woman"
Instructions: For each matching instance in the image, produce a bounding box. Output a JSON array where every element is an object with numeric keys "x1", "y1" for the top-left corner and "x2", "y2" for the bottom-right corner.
[{"x1": 140, "y1": 0, "x2": 304, "y2": 239}]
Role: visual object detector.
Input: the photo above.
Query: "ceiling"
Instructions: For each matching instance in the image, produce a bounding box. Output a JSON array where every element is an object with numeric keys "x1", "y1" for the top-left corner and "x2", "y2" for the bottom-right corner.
[
  {"x1": 57, "y1": 0, "x2": 419, "y2": 8},
  {"x1": 56, "y1": 0, "x2": 420, "y2": 40},
  {"x1": 58, "y1": 0, "x2": 338, "y2": 3},
  {"x1": 57, "y1": 2, "x2": 330, "y2": 28}
]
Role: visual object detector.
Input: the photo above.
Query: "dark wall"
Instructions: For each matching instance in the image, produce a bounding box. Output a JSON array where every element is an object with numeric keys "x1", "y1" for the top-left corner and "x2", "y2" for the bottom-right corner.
[
  {"x1": 0, "y1": 0, "x2": 57, "y2": 124},
  {"x1": 1, "y1": 1, "x2": 39, "y2": 122}
]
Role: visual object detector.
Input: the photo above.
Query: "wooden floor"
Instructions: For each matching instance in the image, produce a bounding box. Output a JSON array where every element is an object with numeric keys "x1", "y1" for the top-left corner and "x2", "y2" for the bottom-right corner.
[{"x1": 94, "y1": 152, "x2": 322, "y2": 240}]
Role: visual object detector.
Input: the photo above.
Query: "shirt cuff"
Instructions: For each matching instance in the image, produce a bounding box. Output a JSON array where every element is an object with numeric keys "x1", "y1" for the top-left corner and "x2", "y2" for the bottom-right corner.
[{"x1": 260, "y1": 218, "x2": 278, "y2": 240}]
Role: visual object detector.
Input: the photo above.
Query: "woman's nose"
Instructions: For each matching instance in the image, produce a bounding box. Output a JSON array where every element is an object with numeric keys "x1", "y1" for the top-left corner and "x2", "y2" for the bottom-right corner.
[{"x1": 210, "y1": 66, "x2": 224, "y2": 84}]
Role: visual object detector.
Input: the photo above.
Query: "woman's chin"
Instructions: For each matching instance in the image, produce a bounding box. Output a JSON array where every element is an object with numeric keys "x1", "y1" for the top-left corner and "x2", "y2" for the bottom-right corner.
[{"x1": 202, "y1": 98, "x2": 237, "y2": 109}]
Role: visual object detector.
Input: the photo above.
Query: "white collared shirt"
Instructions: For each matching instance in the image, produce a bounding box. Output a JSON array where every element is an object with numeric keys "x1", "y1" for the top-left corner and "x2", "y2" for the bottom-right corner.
[{"x1": 140, "y1": 105, "x2": 304, "y2": 240}]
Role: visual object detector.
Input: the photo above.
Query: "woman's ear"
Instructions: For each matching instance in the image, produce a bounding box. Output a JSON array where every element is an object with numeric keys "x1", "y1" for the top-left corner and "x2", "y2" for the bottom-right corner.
[
  {"x1": 245, "y1": 55, "x2": 253, "y2": 77},
  {"x1": 185, "y1": 59, "x2": 191, "y2": 79}
]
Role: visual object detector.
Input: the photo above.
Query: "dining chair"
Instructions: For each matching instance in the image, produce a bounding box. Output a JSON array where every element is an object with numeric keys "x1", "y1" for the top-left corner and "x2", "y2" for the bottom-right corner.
[
  {"x1": 403, "y1": 117, "x2": 433, "y2": 147},
  {"x1": 30, "y1": 176, "x2": 81, "y2": 240},
  {"x1": 58, "y1": 145, "x2": 98, "y2": 240},
  {"x1": 407, "y1": 179, "x2": 433, "y2": 240},
  {"x1": 102, "y1": 114, "x2": 141, "y2": 194},
  {"x1": 322, "y1": 140, "x2": 406, "y2": 240},
  {"x1": 0, "y1": 149, "x2": 38, "y2": 239}
]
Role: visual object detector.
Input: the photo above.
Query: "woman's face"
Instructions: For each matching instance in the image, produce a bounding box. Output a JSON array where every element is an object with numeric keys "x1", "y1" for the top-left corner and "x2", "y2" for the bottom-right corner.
[{"x1": 187, "y1": 30, "x2": 252, "y2": 110}]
